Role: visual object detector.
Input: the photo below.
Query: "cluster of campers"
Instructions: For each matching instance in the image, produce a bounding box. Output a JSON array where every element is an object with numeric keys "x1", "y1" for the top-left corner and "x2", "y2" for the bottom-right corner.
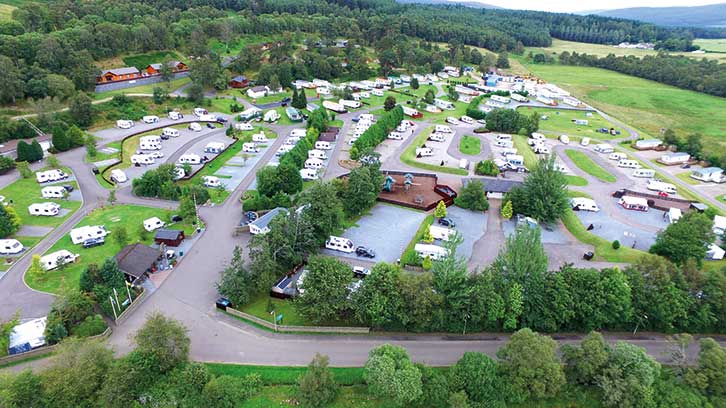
[{"x1": 350, "y1": 114, "x2": 376, "y2": 144}]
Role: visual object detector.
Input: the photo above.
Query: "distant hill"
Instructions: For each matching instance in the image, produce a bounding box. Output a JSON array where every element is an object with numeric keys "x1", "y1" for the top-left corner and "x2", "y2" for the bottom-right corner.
[
  {"x1": 590, "y1": 3, "x2": 726, "y2": 28},
  {"x1": 396, "y1": 0, "x2": 501, "y2": 9}
]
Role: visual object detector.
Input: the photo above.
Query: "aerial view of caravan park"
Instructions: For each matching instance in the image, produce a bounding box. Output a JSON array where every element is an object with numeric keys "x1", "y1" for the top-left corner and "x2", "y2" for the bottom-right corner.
[{"x1": 0, "y1": 0, "x2": 725, "y2": 406}]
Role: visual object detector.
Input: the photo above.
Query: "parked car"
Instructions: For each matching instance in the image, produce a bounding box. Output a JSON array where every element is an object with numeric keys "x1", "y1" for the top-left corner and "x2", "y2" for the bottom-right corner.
[
  {"x1": 355, "y1": 246, "x2": 376, "y2": 258},
  {"x1": 170, "y1": 214, "x2": 183, "y2": 223},
  {"x1": 438, "y1": 217, "x2": 455, "y2": 227},
  {"x1": 83, "y1": 237, "x2": 105, "y2": 248},
  {"x1": 160, "y1": 134, "x2": 170, "y2": 140},
  {"x1": 353, "y1": 266, "x2": 371, "y2": 279},
  {"x1": 280, "y1": 97, "x2": 292, "y2": 106},
  {"x1": 245, "y1": 211, "x2": 258, "y2": 222},
  {"x1": 206, "y1": 122, "x2": 215, "y2": 129},
  {"x1": 62, "y1": 185, "x2": 74, "y2": 193},
  {"x1": 216, "y1": 116, "x2": 228, "y2": 123}
]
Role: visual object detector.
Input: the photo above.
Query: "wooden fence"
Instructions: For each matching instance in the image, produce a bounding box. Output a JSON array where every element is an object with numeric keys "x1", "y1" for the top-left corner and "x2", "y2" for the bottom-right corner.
[{"x1": 223, "y1": 306, "x2": 370, "y2": 334}]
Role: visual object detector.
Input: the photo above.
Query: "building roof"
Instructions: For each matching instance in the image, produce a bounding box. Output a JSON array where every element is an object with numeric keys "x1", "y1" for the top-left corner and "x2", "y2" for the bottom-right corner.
[
  {"x1": 462, "y1": 177, "x2": 523, "y2": 194},
  {"x1": 149, "y1": 61, "x2": 182, "y2": 70},
  {"x1": 696, "y1": 167, "x2": 723, "y2": 175},
  {"x1": 663, "y1": 152, "x2": 690, "y2": 158},
  {"x1": 635, "y1": 139, "x2": 662, "y2": 146},
  {"x1": 102, "y1": 67, "x2": 140, "y2": 76},
  {"x1": 9, "y1": 317, "x2": 47, "y2": 352},
  {"x1": 251, "y1": 207, "x2": 288, "y2": 231},
  {"x1": 250, "y1": 85, "x2": 268, "y2": 93},
  {"x1": 231, "y1": 75, "x2": 248, "y2": 82},
  {"x1": 114, "y1": 243, "x2": 160, "y2": 278},
  {"x1": 154, "y1": 229, "x2": 184, "y2": 241}
]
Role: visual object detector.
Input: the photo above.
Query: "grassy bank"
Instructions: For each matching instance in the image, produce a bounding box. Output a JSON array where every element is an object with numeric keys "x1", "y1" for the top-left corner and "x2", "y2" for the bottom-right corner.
[
  {"x1": 564, "y1": 149, "x2": 616, "y2": 182},
  {"x1": 458, "y1": 135, "x2": 481, "y2": 155}
]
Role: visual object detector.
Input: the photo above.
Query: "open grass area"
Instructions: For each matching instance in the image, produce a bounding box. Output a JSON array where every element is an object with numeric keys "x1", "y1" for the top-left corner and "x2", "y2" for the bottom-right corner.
[
  {"x1": 675, "y1": 171, "x2": 701, "y2": 185},
  {"x1": 511, "y1": 135, "x2": 538, "y2": 169},
  {"x1": 25, "y1": 205, "x2": 196, "y2": 294},
  {"x1": 458, "y1": 135, "x2": 481, "y2": 155},
  {"x1": 93, "y1": 77, "x2": 191, "y2": 100},
  {"x1": 525, "y1": 38, "x2": 726, "y2": 62},
  {"x1": 565, "y1": 175, "x2": 588, "y2": 186},
  {"x1": 206, "y1": 364, "x2": 366, "y2": 385},
  {"x1": 694, "y1": 38, "x2": 726, "y2": 53},
  {"x1": 239, "y1": 294, "x2": 305, "y2": 326},
  {"x1": 564, "y1": 149, "x2": 616, "y2": 182},
  {"x1": 209, "y1": 34, "x2": 280, "y2": 56},
  {"x1": 520, "y1": 64, "x2": 726, "y2": 150},
  {"x1": 400, "y1": 126, "x2": 468, "y2": 176},
  {"x1": 122, "y1": 51, "x2": 184, "y2": 71},
  {"x1": 518, "y1": 106, "x2": 625, "y2": 138},
  {"x1": 561, "y1": 209, "x2": 646, "y2": 263},
  {"x1": 0, "y1": 3, "x2": 15, "y2": 18},
  {"x1": 0, "y1": 171, "x2": 81, "y2": 228}
]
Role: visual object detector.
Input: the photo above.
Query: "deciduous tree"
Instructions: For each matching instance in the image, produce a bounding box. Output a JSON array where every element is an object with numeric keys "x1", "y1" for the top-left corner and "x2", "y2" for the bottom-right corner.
[
  {"x1": 296, "y1": 256, "x2": 353, "y2": 323},
  {"x1": 364, "y1": 344, "x2": 422, "y2": 406},
  {"x1": 297, "y1": 353, "x2": 338, "y2": 407}
]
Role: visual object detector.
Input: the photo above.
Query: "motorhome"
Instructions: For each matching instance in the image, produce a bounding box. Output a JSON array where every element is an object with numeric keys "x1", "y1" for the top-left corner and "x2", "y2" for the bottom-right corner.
[
  {"x1": 204, "y1": 142, "x2": 225, "y2": 154},
  {"x1": 305, "y1": 158, "x2": 325, "y2": 169},
  {"x1": 143, "y1": 217, "x2": 166, "y2": 232},
  {"x1": 36, "y1": 169, "x2": 67, "y2": 183},
  {"x1": 308, "y1": 149, "x2": 328, "y2": 160},
  {"x1": 434, "y1": 99, "x2": 455, "y2": 110},
  {"x1": 593, "y1": 144, "x2": 614, "y2": 154},
  {"x1": 252, "y1": 133, "x2": 269, "y2": 143},
  {"x1": 314, "y1": 141, "x2": 332, "y2": 150},
  {"x1": 559, "y1": 135, "x2": 570, "y2": 144},
  {"x1": 494, "y1": 140, "x2": 514, "y2": 149},
  {"x1": 570, "y1": 197, "x2": 600, "y2": 212},
  {"x1": 234, "y1": 122, "x2": 254, "y2": 131},
  {"x1": 435, "y1": 125, "x2": 453, "y2": 134},
  {"x1": 325, "y1": 236, "x2": 354, "y2": 253},
  {"x1": 0, "y1": 239, "x2": 23, "y2": 255},
  {"x1": 506, "y1": 154, "x2": 524, "y2": 166},
  {"x1": 647, "y1": 180, "x2": 677, "y2": 195},
  {"x1": 203, "y1": 176, "x2": 221, "y2": 188},
  {"x1": 178, "y1": 154, "x2": 202, "y2": 165},
  {"x1": 193, "y1": 107, "x2": 208, "y2": 117},
  {"x1": 460, "y1": 115, "x2": 475, "y2": 124},
  {"x1": 131, "y1": 154, "x2": 155, "y2": 165},
  {"x1": 110, "y1": 169, "x2": 127, "y2": 183},
  {"x1": 532, "y1": 144, "x2": 550, "y2": 154},
  {"x1": 633, "y1": 169, "x2": 656, "y2": 178},
  {"x1": 300, "y1": 168, "x2": 319, "y2": 181},
  {"x1": 188, "y1": 122, "x2": 202, "y2": 132},
  {"x1": 339, "y1": 99, "x2": 361, "y2": 109},
  {"x1": 168, "y1": 111, "x2": 183, "y2": 120},
  {"x1": 28, "y1": 202, "x2": 61, "y2": 216},
  {"x1": 276, "y1": 145, "x2": 293, "y2": 156},
  {"x1": 142, "y1": 115, "x2": 159, "y2": 124},
  {"x1": 41, "y1": 186, "x2": 67, "y2": 199},
  {"x1": 446, "y1": 117, "x2": 459, "y2": 125},
  {"x1": 316, "y1": 87, "x2": 331, "y2": 95},
  {"x1": 402, "y1": 106, "x2": 422, "y2": 119},
  {"x1": 162, "y1": 127, "x2": 180, "y2": 138},
  {"x1": 429, "y1": 225, "x2": 453, "y2": 241},
  {"x1": 429, "y1": 133, "x2": 446, "y2": 142},
  {"x1": 500, "y1": 147, "x2": 518, "y2": 156},
  {"x1": 609, "y1": 152, "x2": 627, "y2": 161},
  {"x1": 40, "y1": 250, "x2": 79, "y2": 271},
  {"x1": 116, "y1": 119, "x2": 133, "y2": 129},
  {"x1": 139, "y1": 135, "x2": 161, "y2": 148},
  {"x1": 70, "y1": 225, "x2": 109, "y2": 245},
  {"x1": 416, "y1": 147, "x2": 434, "y2": 157},
  {"x1": 174, "y1": 167, "x2": 185, "y2": 180},
  {"x1": 414, "y1": 243, "x2": 449, "y2": 260},
  {"x1": 618, "y1": 159, "x2": 641, "y2": 169}
]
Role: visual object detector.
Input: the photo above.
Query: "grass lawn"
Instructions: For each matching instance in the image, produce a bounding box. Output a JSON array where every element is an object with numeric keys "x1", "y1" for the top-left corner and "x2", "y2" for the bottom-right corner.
[
  {"x1": 0, "y1": 3, "x2": 15, "y2": 19},
  {"x1": 206, "y1": 364, "x2": 366, "y2": 385},
  {"x1": 209, "y1": 34, "x2": 280, "y2": 56},
  {"x1": 511, "y1": 135, "x2": 538, "y2": 169},
  {"x1": 458, "y1": 135, "x2": 481, "y2": 155},
  {"x1": 400, "y1": 126, "x2": 468, "y2": 176},
  {"x1": 94, "y1": 77, "x2": 191, "y2": 100},
  {"x1": 517, "y1": 106, "x2": 626, "y2": 139},
  {"x1": 122, "y1": 51, "x2": 183, "y2": 71},
  {"x1": 565, "y1": 175, "x2": 588, "y2": 186},
  {"x1": 0, "y1": 171, "x2": 81, "y2": 228},
  {"x1": 25, "y1": 205, "x2": 196, "y2": 294},
  {"x1": 564, "y1": 149, "x2": 616, "y2": 182},
  {"x1": 561, "y1": 209, "x2": 646, "y2": 263},
  {"x1": 567, "y1": 189, "x2": 593, "y2": 199},
  {"x1": 239, "y1": 295, "x2": 305, "y2": 326},
  {"x1": 526, "y1": 38, "x2": 726, "y2": 62},
  {"x1": 675, "y1": 171, "x2": 700, "y2": 185},
  {"x1": 86, "y1": 140, "x2": 122, "y2": 163},
  {"x1": 520, "y1": 64, "x2": 726, "y2": 149}
]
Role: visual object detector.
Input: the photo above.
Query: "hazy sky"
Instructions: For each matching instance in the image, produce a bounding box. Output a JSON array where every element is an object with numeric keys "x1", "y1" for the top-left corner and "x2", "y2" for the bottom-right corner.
[{"x1": 460, "y1": 0, "x2": 725, "y2": 12}]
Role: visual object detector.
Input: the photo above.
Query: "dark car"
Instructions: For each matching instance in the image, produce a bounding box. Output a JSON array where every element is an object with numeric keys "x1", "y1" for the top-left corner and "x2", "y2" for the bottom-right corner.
[
  {"x1": 280, "y1": 97, "x2": 292, "y2": 106},
  {"x1": 83, "y1": 237, "x2": 105, "y2": 248},
  {"x1": 245, "y1": 211, "x2": 258, "y2": 222},
  {"x1": 62, "y1": 184, "x2": 74, "y2": 192},
  {"x1": 170, "y1": 214, "x2": 183, "y2": 223},
  {"x1": 91, "y1": 165, "x2": 99, "y2": 175},
  {"x1": 216, "y1": 116, "x2": 228, "y2": 123},
  {"x1": 355, "y1": 246, "x2": 376, "y2": 258},
  {"x1": 438, "y1": 217, "x2": 455, "y2": 227},
  {"x1": 160, "y1": 133, "x2": 170, "y2": 140},
  {"x1": 583, "y1": 251, "x2": 594, "y2": 261},
  {"x1": 206, "y1": 122, "x2": 215, "y2": 129}
]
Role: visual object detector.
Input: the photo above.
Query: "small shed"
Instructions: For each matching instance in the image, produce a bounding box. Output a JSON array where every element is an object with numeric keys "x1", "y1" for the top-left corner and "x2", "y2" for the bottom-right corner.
[
  {"x1": 154, "y1": 229, "x2": 185, "y2": 247},
  {"x1": 229, "y1": 75, "x2": 249, "y2": 88}
]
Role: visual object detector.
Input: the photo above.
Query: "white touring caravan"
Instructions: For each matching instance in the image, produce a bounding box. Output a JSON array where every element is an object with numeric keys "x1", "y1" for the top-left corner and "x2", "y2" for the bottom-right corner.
[
  {"x1": 647, "y1": 179, "x2": 677, "y2": 194},
  {"x1": 494, "y1": 140, "x2": 514, "y2": 149},
  {"x1": 188, "y1": 122, "x2": 202, "y2": 132},
  {"x1": 633, "y1": 169, "x2": 656, "y2": 178},
  {"x1": 116, "y1": 119, "x2": 134, "y2": 129},
  {"x1": 414, "y1": 243, "x2": 449, "y2": 260},
  {"x1": 142, "y1": 115, "x2": 159, "y2": 124},
  {"x1": 304, "y1": 158, "x2": 325, "y2": 170},
  {"x1": 290, "y1": 128, "x2": 307, "y2": 138},
  {"x1": 570, "y1": 197, "x2": 600, "y2": 212},
  {"x1": 435, "y1": 125, "x2": 453, "y2": 134},
  {"x1": 276, "y1": 145, "x2": 293, "y2": 156},
  {"x1": 429, "y1": 133, "x2": 446, "y2": 142},
  {"x1": 139, "y1": 136, "x2": 161, "y2": 150},
  {"x1": 143, "y1": 217, "x2": 166, "y2": 232},
  {"x1": 234, "y1": 122, "x2": 254, "y2": 131},
  {"x1": 388, "y1": 132, "x2": 404, "y2": 140},
  {"x1": 36, "y1": 169, "x2": 67, "y2": 183},
  {"x1": 559, "y1": 134, "x2": 570, "y2": 144},
  {"x1": 314, "y1": 141, "x2": 331, "y2": 150},
  {"x1": 70, "y1": 225, "x2": 109, "y2": 245},
  {"x1": 325, "y1": 236, "x2": 354, "y2": 253},
  {"x1": 0, "y1": 239, "x2": 24, "y2": 255},
  {"x1": 40, "y1": 250, "x2": 79, "y2": 271},
  {"x1": 416, "y1": 147, "x2": 434, "y2": 157},
  {"x1": 178, "y1": 154, "x2": 202, "y2": 165},
  {"x1": 429, "y1": 225, "x2": 454, "y2": 241},
  {"x1": 252, "y1": 133, "x2": 269, "y2": 143},
  {"x1": 459, "y1": 115, "x2": 475, "y2": 124},
  {"x1": 162, "y1": 127, "x2": 180, "y2": 138},
  {"x1": 243, "y1": 143, "x2": 260, "y2": 153},
  {"x1": 618, "y1": 159, "x2": 641, "y2": 169},
  {"x1": 593, "y1": 144, "x2": 614, "y2": 153},
  {"x1": 193, "y1": 107, "x2": 208, "y2": 117},
  {"x1": 609, "y1": 152, "x2": 627, "y2": 161},
  {"x1": 308, "y1": 149, "x2": 328, "y2": 160},
  {"x1": 204, "y1": 142, "x2": 225, "y2": 154},
  {"x1": 300, "y1": 168, "x2": 319, "y2": 181},
  {"x1": 203, "y1": 176, "x2": 221, "y2": 188},
  {"x1": 168, "y1": 111, "x2": 183, "y2": 120},
  {"x1": 446, "y1": 116, "x2": 459, "y2": 125},
  {"x1": 131, "y1": 154, "x2": 155, "y2": 165},
  {"x1": 28, "y1": 202, "x2": 61, "y2": 216},
  {"x1": 41, "y1": 186, "x2": 67, "y2": 199}
]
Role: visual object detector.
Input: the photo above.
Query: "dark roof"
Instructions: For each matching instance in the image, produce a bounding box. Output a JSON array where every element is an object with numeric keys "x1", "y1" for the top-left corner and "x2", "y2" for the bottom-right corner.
[
  {"x1": 114, "y1": 244, "x2": 160, "y2": 278},
  {"x1": 462, "y1": 177, "x2": 523, "y2": 193},
  {"x1": 250, "y1": 85, "x2": 268, "y2": 92},
  {"x1": 252, "y1": 208, "x2": 288, "y2": 230},
  {"x1": 154, "y1": 229, "x2": 184, "y2": 240},
  {"x1": 231, "y1": 75, "x2": 247, "y2": 82}
]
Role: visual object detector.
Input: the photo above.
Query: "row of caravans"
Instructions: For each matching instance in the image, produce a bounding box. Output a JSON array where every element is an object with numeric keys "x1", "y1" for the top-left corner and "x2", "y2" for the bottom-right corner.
[{"x1": 592, "y1": 143, "x2": 657, "y2": 179}]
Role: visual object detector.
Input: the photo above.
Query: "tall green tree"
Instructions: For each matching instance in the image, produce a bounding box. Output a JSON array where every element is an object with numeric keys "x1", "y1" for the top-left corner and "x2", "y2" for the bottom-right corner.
[
  {"x1": 650, "y1": 211, "x2": 714, "y2": 266},
  {"x1": 296, "y1": 255, "x2": 353, "y2": 323},
  {"x1": 364, "y1": 344, "x2": 422, "y2": 406},
  {"x1": 561, "y1": 331, "x2": 610, "y2": 385},
  {"x1": 297, "y1": 181, "x2": 344, "y2": 244},
  {"x1": 506, "y1": 155, "x2": 569, "y2": 224},
  {"x1": 69, "y1": 92, "x2": 93, "y2": 128},
  {"x1": 448, "y1": 352, "x2": 500, "y2": 404},
  {"x1": 0, "y1": 205, "x2": 21, "y2": 238},
  {"x1": 597, "y1": 342, "x2": 661, "y2": 408},
  {"x1": 133, "y1": 313, "x2": 190, "y2": 373},
  {"x1": 297, "y1": 353, "x2": 338, "y2": 407},
  {"x1": 353, "y1": 263, "x2": 403, "y2": 329},
  {"x1": 454, "y1": 180, "x2": 489, "y2": 211}
]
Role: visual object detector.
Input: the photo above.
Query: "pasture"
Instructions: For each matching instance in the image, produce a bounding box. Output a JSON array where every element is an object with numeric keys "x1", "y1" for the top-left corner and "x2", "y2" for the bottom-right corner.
[{"x1": 526, "y1": 38, "x2": 726, "y2": 62}]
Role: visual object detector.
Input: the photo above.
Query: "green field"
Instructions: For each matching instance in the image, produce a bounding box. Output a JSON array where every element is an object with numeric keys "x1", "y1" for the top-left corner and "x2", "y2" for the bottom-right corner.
[
  {"x1": 400, "y1": 126, "x2": 468, "y2": 176},
  {"x1": 458, "y1": 135, "x2": 481, "y2": 155},
  {"x1": 26, "y1": 205, "x2": 196, "y2": 294},
  {"x1": 209, "y1": 34, "x2": 280, "y2": 56},
  {"x1": 0, "y1": 3, "x2": 14, "y2": 19},
  {"x1": 565, "y1": 175, "x2": 588, "y2": 186},
  {"x1": 518, "y1": 107, "x2": 625, "y2": 138},
  {"x1": 521, "y1": 64, "x2": 726, "y2": 150},
  {"x1": 526, "y1": 38, "x2": 726, "y2": 62},
  {"x1": 511, "y1": 135, "x2": 538, "y2": 168},
  {"x1": 694, "y1": 38, "x2": 726, "y2": 53},
  {"x1": 564, "y1": 149, "x2": 616, "y2": 183},
  {"x1": 0, "y1": 172, "x2": 81, "y2": 228}
]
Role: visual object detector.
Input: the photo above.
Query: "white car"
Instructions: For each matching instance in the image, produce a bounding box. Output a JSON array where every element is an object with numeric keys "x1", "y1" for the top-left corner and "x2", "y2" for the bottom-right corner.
[
  {"x1": 147, "y1": 151, "x2": 164, "y2": 159},
  {"x1": 110, "y1": 169, "x2": 128, "y2": 183}
]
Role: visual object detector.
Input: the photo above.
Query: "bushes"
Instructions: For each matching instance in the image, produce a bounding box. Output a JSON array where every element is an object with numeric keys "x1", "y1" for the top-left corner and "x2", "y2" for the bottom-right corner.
[
  {"x1": 71, "y1": 314, "x2": 108, "y2": 337},
  {"x1": 242, "y1": 190, "x2": 291, "y2": 212},
  {"x1": 203, "y1": 374, "x2": 262, "y2": 408},
  {"x1": 465, "y1": 95, "x2": 486, "y2": 120},
  {"x1": 475, "y1": 159, "x2": 499, "y2": 176},
  {"x1": 351, "y1": 105, "x2": 403, "y2": 159},
  {"x1": 17, "y1": 139, "x2": 44, "y2": 162},
  {"x1": 454, "y1": 180, "x2": 489, "y2": 211}
]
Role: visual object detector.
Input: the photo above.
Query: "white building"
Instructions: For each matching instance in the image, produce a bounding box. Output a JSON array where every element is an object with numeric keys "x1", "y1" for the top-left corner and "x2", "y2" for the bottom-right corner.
[
  {"x1": 247, "y1": 85, "x2": 270, "y2": 99},
  {"x1": 713, "y1": 215, "x2": 726, "y2": 236},
  {"x1": 691, "y1": 167, "x2": 724, "y2": 183},
  {"x1": 660, "y1": 152, "x2": 690, "y2": 165},
  {"x1": 249, "y1": 208, "x2": 288, "y2": 235}
]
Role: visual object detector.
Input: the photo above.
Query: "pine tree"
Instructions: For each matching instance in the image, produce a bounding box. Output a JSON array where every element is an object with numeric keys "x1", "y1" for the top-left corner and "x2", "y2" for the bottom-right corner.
[
  {"x1": 51, "y1": 125, "x2": 70, "y2": 151},
  {"x1": 434, "y1": 201, "x2": 447, "y2": 218},
  {"x1": 291, "y1": 87, "x2": 299, "y2": 108},
  {"x1": 501, "y1": 200, "x2": 513, "y2": 220}
]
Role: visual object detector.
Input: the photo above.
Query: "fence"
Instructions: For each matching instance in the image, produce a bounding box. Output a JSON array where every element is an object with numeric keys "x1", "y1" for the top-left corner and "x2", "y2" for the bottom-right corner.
[
  {"x1": 115, "y1": 287, "x2": 149, "y2": 326},
  {"x1": 0, "y1": 327, "x2": 112, "y2": 366},
  {"x1": 222, "y1": 306, "x2": 370, "y2": 334}
]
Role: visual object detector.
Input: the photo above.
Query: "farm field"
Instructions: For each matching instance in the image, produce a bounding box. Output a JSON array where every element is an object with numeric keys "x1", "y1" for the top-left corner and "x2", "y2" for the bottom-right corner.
[
  {"x1": 517, "y1": 107, "x2": 626, "y2": 138},
  {"x1": 526, "y1": 38, "x2": 726, "y2": 62},
  {"x1": 693, "y1": 38, "x2": 726, "y2": 53},
  {"x1": 521, "y1": 64, "x2": 726, "y2": 149}
]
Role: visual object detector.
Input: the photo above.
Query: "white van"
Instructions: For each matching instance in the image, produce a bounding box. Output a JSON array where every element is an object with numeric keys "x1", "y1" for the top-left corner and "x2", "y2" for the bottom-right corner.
[
  {"x1": 580, "y1": 137, "x2": 591, "y2": 146},
  {"x1": 300, "y1": 168, "x2": 319, "y2": 181},
  {"x1": 559, "y1": 135, "x2": 570, "y2": 144},
  {"x1": 142, "y1": 115, "x2": 159, "y2": 124},
  {"x1": 429, "y1": 225, "x2": 453, "y2": 241},
  {"x1": 243, "y1": 143, "x2": 260, "y2": 153},
  {"x1": 506, "y1": 154, "x2": 524, "y2": 166},
  {"x1": 314, "y1": 141, "x2": 331, "y2": 150},
  {"x1": 168, "y1": 111, "x2": 183, "y2": 120},
  {"x1": 234, "y1": 122, "x2": 254, "y2": 131},
  {"x1": 116, "y1": 120, "x2": 133, "y2": 129},
  {"x1": 435, "y1": 125, "x2": 453, "y2": 134},
  {"x1": 414, "y1": 243, "x2": 448, "y2": 260},
  {"x1": 188, "y1": 122, "x2": 202, "y2": 132},
  {"x1": 252, "y1": 133, "x2": 269, "y2": 143},
  {"x1": 570, "y1": 197, "x2": 600, "y2": 212},
  {"x1": 28, "y1": 202, "x2": 60, "y2": 216},
  {"x1": 609, "y1": 152, "x2": 627, "y2": 161},
  {"x1": 162, "y1": 127, "x2": 180, "y2": 138},
  {"x1": 460, "y1": 115, "x2": 474, "y2": 125},
  {"x1": 143, "y1": 217, "x2": 166, "y2": 232},
  {"x1": 178, "y1": 154, "x2": 201, "y2": 165},
  {"x1": 633, "y1": 169, "x2": 656, "y2": 178},
  {"x1": 110, "y1": 169, "x2": 128, "y2": 183},
  {"x1": 193, "y1": 107, "x2": 208, "y2": 117},
  {"x1": 305, "y1": 158, "x2": 325, "y2": 169},
  {"x1": 647, "y1": 179, "x2": 677, "y2": 194},
  {"x1": 618, "y1": 159, "x2": 641, "y2": 169},
  {"x1": 325, "y1": 236, "x2": 354, "y2": 253},
  {"x1": 41, "y1": 186, "x2": 67, "y2": 199},
  {"x1": 428, "y1": 133, "x2": 446, "y2": 142},
  {"x1": 446, "y1": 117, "x2": 459, "y2": 125},
  {"x1": 203, "y1": 176, "x2": 221, "y2": 188},
  {"x1": 494, "y1": 140, "x2": 514, "y2": 149},
  {"x1": 131, "y1": 154, "x2": 155, "y2": 165},
  {"x1": 416, "y1": 147, "x2": 433, "y2": 157},
  {"x1": 308, "y1": 149, "x2": 327, "y2": 160}
]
